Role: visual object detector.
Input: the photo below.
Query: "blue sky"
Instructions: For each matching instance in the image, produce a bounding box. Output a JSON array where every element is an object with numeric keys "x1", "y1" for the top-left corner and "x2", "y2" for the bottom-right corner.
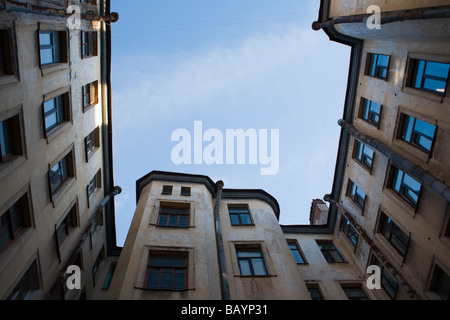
[{"x1": 110, "y1": 0, "x2": 351, "y2": 246}]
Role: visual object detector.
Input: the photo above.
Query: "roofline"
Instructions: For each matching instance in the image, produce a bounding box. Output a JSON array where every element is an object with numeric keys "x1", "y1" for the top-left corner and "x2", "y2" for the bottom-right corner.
[{"x1": 135, "y1": 171, "x2": 280, "y2": 220}]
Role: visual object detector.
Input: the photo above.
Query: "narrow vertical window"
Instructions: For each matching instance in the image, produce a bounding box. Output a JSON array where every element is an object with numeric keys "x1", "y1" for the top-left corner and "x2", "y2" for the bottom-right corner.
[
  {"x1": 82, "y1": 31, "x2": 98, "y2": 58},
  {"x1": 372, "y1": 256, "x2": 398, "y2": 299},
  {"x1": 429, "y1": 265, "x2": 450, "y2": 300},
  {"x1": 157, "y1": 203, "x2": 190, "y2": 228},
  {"x1": 288, "y1": 241, "x2": 306, "y2": 264},
  {"x1": 316, "y1": 241, "x2": 345, "y2": 263},
  {"x1": 341, "y1": 217, "x2": 358, "y2": 248},
  {"x1": 43, "y1": 93, "x2": 69, "y2": 135},
  {"x1": 0, "y1": 114, "x2": 22, "y2": 163},
  {"x1": 0, "y1": 193, "x2": 31, "y2": 252},
  {"x1": 378, "y1": 213, "x2": 409, "y2": 257},
  {"x1": 7, "y1": 260, "x2": 40, "y2": 300},
  {"x1": 347, "y1": 180, "x2": 366, "y2": 210},
  {"x1": 82, "y1": 81, "x2": 98, "y2": 111},
  {"x1": 341, "y1": 285, "x2": 369, "y2": 300},
  {"x1": 367, "y1": 53, "x2": 390, "y2": 80},
  {"x1": 0, "y1": 29, "x2": 14, "y2": 76},
  {"x1": 354, "y1": 140, "x2": 374, "y2": 170},
  {"x1": 85, "y1": 127, "x2": 100, "y2": 161},
  {"x1": 360, "y1": 98, "x2": 381, "y2": 127}
]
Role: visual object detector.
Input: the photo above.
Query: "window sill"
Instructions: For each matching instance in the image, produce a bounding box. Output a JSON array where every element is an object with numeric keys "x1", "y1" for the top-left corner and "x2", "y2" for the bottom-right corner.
[
  {"x1": 0, "y1": 155, "x2": 26, "y2": 179},
  {"x1": 0, "y1": 74, "x2": 19, "y2": 89},
  {"x1": 402, "y1": 86, "x2": 445, "y2": 103},
  {"x1": 45, "y1": 121, "x2": 72, "y2": 144},
  {"x1": 83, "y1": 103, "x2": 98, "y2": 113},
  {"x1": 51, "y1": 177, "x2": 76, "y2": 207},
  {"x1": 40, "y1": 63, "x2": 69, "y2": 77}
]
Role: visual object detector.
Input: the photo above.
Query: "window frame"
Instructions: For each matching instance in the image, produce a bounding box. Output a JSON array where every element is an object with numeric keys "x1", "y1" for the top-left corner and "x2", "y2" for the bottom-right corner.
[
  {"x1": 87, "y1": 169, "x2": 102, "y2": 204},
  {"x1": 156, "y1": 202, "x2": 190, "y2": 228},
  {"x1": 378, "y1": 212, "x2": 409, "y2": 257},
  {"x1": 42, "y1": 88, "x2": 71, "y2": 139},
  {"x1": 347, "y1": 179, "x2": 366, "y2": 211},
  {"x1": 48, "y1": 147, "x2": 76, "y2": 203},
  {"x1": 429, "y1": 264, "x2": 450, "y2": 300},
  {"x1": 82, "y1": 80, "x2": 99, "y2": 112},
  {"x1": 81, "y1": 31, "x2": 98, "y2": 58},
  {"x1": 370, "y1": 254, "x2": 399, "y2": 300},
  {"x1": 408, "y1": 59, "x2": 450, "y2": 96},
  {"x1": 359, "y1": 97, "x2": 382, "y2": 128},
  {"x1": 387, "y1": 165, "x2": 422, "y2": 209},
  {"x1": 316, "y1": 240, "x2": 346, "y2": 263},
  {"x1": 7, "y1": 260, "x2": 40, "y2": 300},
  {"x1": 161, "y1": 185, "x2": 173, "y2": 195},
  {"x1": 287, "y1": 240, "x2": 307, "y2": 264},
  {"x1": 228, "y1": 204, "x2": 254, "y2": 226},
  {"x1": 341, "y1": 284, "x2": 369, "y2": 300},
  {"x1": 0, "y1": 191, "x2": 32, "y2": 254},
  {"x1": 144, "y1": 251, "x2": 188, "y2": 291},
  {"x1": 398, "y1": 113, "x2": 437, "y2": 155},
  {"x1": 85, "y1": 126, "x2": 100, "y2": 162},
  {"x1": 235, "y1": 248, "x2": 268, "y2": 277},
  {"x1": 353, "y1": 139, "x2": 375, "y2": 172},
  {"x1": 366, "y1": 53, "x2": 390, "y2": 80},
  {"x1": 180, "y1": 187, "x2": 191, "y2": 196},
  {"x1": 307, "y1": 284, "x2": 323, "y2": 300},
  {"x1": 341, "y1": 216, "x2": 359, "y2": 248},
  {"x1": 38, "y1": 29, "x2": 68, "y2": 67}
]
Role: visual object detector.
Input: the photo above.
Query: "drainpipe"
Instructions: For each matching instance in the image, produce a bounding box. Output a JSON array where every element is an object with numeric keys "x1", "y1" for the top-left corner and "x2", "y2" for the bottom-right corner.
[
  {"x1": 338, "y1": 119, "x2": 450, "y2": 203},
  {"x1": 213, "y1": 180, "x2": 230, "y2": 300},
  {"x1": 45, "y1": 186, "x2": 122, "y2": 299},
  {"x1": 324, "y1": 194, "x2": 420, "y2": 299},
  {"x1": 0, "y1": 0, "x2": 119, "y2": 22},
  {"x1": 312, "y1": 5, "x2": 450, "y2": 31}
]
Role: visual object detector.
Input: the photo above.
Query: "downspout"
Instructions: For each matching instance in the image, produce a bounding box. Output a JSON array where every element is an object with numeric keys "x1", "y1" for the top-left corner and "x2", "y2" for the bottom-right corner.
[
  {"x1": 312, "y1": 5, "x2": 450, "y2": 31},
  {"x1": 0, "y1": 0, "x2": 119, "y2": 22},
  {"x1": 213, "y1": 180, "x2": 230, "y2": 300},
  {"x1": 324, "y1": 194, "x2": 420, "y2": 299},
  {"x1": 45, "y1": 186, "x2": 122, "y2": 299},
  {"x1": 339, "y1": 119, "x2": 450, "y2": 203}
]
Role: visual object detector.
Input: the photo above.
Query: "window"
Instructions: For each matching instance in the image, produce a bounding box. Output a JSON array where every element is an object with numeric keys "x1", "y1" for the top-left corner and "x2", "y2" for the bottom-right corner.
[
  {"x1": 360, "y1": 98, "x2": 381, "y2": 127},
  {"x1": 48, "y1": 151, "x2": 74, "y2": 197},
  {"x1": 0, "y1": 114, "x2": 22, "y2": 163},
  {"x1": 378, "y1": 213, "x2": 409, "y2": 257},
  {"x1": 7, "y1": 260, "x2": 40, "y2": 300},
  {"x1": 81, "y1": 0, "x2": 97, "y2": 5},
  {"x1": 43, "y1": 93, "x2": 69, "y2": 134},
  {"x1": 354, "y1": 140, "x2": 374, "y2": 170},
  {"x1": 409, "y1": 59, "x2": 450, "y2": 95},
  {"x1": 102, "y1": 262, "x2": 117, "y2": 290},
  {"x1": 56, "y1": 204, "x2": 77, "y2": 246},
  {"x1": 228, "y1": 205, "x2": 253, "y2": 226},
  {"x1": 307, "y1": 285, "x2": 323, "y2": 300},
  {"x1": 288, "y1": 241, "x2": 306, "y2": 264},
  {"x1": 341, "y1": 217, "x2": 358, "y2": 248},
  {"x1": 157, "y1": 203, "x2": 190, "y2": 228},
  {"x1": 85, "y1": 127, "x2": 100, "y2": 161},
  {"x1": 162, "y1": 185, "x2": 172, "y2": 195},
  {"x1": 180, "y1": 187, "x2": 191, "y2": 196},
  {"x1": 82, "y1": 81, "x2": 98, "y2": 111},
  {"x1": 429, "y1": 265, "x2": 450, "y2": 300},
  {"x1": 39, "y1": 30, "x2": 67, "y2": 66},
  {"x1": 92, "y1": 246, "x2": 105, "y2": 285},
  {"x1": 367, "y1": 53, "x2": 390, "y2": 80},
  {"x1": 87, "y1": 170, "x2": 101, "y2": 200},
  {"x1": 144, "y1": 252, "x2": 188, "y2": 290},
  {"x1": 372, "y1": 256, "x2": 398, "y2": 299},
  {"x1": 0, "y1": 193, "x2": 31, "y2": 252},
  {"x1": 388, "y1": 166, "x2": 422, "y2": 208},
  {"x1": 347, "y1": 180, "x2": 366, "y2": 210},
  {"x1": 398, "y1": 114, "x2": 436, "y2": 154},
  {"x1": 0, "y1": 29, "x2": 13, "y2": 76},
  {"x1": 236, "y1": 249, "x2": 268, "y2": 276},
  {"x1": 341, "y1": 285, "x2": 369, "y2": 300},
  {"x1": 81, "y1": 31, "x2": 97, "y2": 58},
  {"x1": 317, "y1": 241, "x2": 345, "y2": 263}
]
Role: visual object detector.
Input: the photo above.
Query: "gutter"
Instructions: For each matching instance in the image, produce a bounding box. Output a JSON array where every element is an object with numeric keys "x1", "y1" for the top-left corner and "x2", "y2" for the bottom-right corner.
[
  {"x1": 212, "y1": 180, "x2": 230, "y2": 300},
  {"x1": 312, "y1": 5, "x2": 450, "y2": 31},
  {"x1": 0, "y1": 0, "x2": 119, "y2": 22}
]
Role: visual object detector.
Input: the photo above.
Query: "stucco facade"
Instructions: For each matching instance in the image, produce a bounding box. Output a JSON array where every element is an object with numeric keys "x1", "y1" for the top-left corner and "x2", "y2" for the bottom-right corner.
[{"x1": 0, "y1": 0, "x2": 119, "y2": 300}]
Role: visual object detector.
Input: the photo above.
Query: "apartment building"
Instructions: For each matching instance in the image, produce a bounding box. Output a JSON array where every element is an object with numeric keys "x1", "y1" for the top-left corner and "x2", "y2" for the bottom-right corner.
[
  {"x1": 311, "y1": 0, "x2": 450, "y2": 300},
  {"x1": 0, "y1": 0, "x2": 120, "y2": 300}
]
